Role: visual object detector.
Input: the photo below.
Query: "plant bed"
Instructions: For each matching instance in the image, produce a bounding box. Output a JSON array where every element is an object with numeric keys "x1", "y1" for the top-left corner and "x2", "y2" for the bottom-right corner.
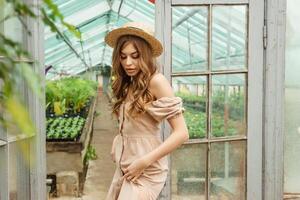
[
  {"x1": 46, "y1": 94, "x2": 97, "y2": 197},
  {"x1": 46, "y1": 116, "x2": 86, "y2": 142}
]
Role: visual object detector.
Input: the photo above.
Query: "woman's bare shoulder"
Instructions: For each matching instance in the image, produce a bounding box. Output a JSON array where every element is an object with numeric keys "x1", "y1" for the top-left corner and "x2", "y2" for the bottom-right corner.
[
  {"x1": 149, "y1": 73, "x2": 167, "y2": 86},
  {"x1": 149, "y1": 73, "x2": 173, "y2": 99}
]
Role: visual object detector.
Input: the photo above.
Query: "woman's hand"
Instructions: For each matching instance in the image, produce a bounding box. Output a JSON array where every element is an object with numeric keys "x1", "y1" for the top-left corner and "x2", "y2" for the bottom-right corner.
[{"x1": 123, "y1": 157, "x2": 151, "y2": 183}]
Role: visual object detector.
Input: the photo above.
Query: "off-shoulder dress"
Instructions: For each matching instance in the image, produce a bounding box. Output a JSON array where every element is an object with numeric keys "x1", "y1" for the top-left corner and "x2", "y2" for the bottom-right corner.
[{"x1": 106, "y1": 96, "x2": 185, "y2": 200}]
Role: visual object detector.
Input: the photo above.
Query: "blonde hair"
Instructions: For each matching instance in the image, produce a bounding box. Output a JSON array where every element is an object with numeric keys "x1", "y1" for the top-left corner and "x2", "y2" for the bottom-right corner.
[{"x1": 110, "y1": 35, "x2": 159, "y2": 118}]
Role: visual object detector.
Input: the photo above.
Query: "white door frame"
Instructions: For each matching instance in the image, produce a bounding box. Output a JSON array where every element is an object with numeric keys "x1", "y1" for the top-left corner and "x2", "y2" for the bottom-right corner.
[
  {"x1": 263, "y1": 0, "x2": 286, "y2": 199},
  {"x1": 0, "y1": 0, "x2": 46, "y2": 199},
  {"x1": 156, "y1": 0, "x2": 265, "y2": 199},
  {"x1": 27, "y1": 0, "x2": 47, "y2": 199}
]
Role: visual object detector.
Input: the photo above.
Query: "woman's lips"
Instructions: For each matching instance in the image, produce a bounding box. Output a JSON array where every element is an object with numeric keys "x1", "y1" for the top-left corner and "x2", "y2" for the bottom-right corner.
[{"x1": 126, "y1": 69, "x2": 136, "y2": 73}]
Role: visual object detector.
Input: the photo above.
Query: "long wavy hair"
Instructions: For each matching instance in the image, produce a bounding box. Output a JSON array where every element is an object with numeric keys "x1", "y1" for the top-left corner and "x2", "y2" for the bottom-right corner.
[{"x1": 110, "y1": 35, "x2": 159, "y2": 118}]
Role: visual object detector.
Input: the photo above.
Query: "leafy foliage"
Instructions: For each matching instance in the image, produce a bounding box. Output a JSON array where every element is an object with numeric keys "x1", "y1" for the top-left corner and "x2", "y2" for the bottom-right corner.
[
  {"x1": 46, "y1": 116, "x2": 85, "y2": 140},
  {"x1": 183, "y1": 107, "x2": 206, "y2": 139},
  {"x1": 84, "y1": 145, "x2": 98, "y2": 165},
  {"x1": 42, "y1": 0, "x2": 81, "y2": 38},
  {"x1": 0, "y1": 0, "x2": 81, "y2": 137},
  {"x1": 46, "y1": 77, "x2": 97, "y2": 116},
  {"x1": 45, "y1": 77, "x2": 97, "y2": 142},
  {"x1": 177, "y1": 90, "x2": 245, "y2": 139}
]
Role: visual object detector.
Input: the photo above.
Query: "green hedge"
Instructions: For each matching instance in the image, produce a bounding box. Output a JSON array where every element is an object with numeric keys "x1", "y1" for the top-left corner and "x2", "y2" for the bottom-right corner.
[
  {"x1": 176, "y1": 91, "x2": 245, "y2": 139},
  {"x1": 176, "y1": 91, "x2": 245, "y2": 121}
]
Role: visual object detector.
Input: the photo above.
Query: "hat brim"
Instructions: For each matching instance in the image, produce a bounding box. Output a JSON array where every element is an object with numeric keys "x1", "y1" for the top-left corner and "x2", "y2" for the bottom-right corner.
[{"x1": 105, "y1": 27, "x2": 163, "y2": 57}]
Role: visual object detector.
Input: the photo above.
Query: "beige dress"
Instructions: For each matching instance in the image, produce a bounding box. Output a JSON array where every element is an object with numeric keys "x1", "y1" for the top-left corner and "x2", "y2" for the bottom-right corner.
[{"x1": 105, "y1": 96, "x2": 185, "y2": 200}]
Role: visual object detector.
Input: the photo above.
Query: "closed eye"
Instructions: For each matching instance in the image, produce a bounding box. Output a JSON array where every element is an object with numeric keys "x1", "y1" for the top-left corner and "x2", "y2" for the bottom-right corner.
[
  {"x1": 131, "y1": 53, "x2": 139, "y2": 59},
  {"x1": 120, "y1": 52, "x2": 139, "y2": 60}
]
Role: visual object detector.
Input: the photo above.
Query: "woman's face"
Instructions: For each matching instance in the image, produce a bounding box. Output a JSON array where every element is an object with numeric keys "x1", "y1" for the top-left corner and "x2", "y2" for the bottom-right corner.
[{"x1": 120, "y1": 42, "x2": 140, "y2": 77}]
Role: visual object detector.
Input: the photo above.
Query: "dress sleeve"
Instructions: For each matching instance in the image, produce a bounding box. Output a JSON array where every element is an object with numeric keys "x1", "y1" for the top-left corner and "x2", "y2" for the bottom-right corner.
[{"x1": 145, "y1": 96, "x2": 185, "y2": 122}]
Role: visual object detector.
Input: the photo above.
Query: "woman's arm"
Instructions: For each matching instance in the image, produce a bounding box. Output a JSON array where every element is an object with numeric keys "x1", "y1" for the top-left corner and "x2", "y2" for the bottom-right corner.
[
  {"x1": 143, "y1": 73, "x2": 189, "y2": 164},
  {"x1": 123, "y1": 73, "x2": 189, "y2": 182}
]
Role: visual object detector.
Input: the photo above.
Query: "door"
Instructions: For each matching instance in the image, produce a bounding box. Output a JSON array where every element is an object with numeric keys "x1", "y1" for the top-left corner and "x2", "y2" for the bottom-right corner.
[
  {"x1": 156, "y1": 0, "x2": 264, "y2": 199},
  {"x1": 0, "y1": 0, "x2": 46, "y2": 199}
]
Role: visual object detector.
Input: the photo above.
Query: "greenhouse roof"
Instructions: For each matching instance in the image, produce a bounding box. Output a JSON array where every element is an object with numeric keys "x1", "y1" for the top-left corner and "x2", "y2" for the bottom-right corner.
[
  {"x1": 45, "y1": 0, "x2": 246, "y2": 84},
  {"x1": 45, "y1": 0, "x2": 155, "y2": 79}
]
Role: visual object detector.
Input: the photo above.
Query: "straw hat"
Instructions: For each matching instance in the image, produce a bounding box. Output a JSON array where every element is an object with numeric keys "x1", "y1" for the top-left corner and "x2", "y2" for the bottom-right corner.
[{"x1": 105, "y1": 22, "x2": 163, "y2": 57}]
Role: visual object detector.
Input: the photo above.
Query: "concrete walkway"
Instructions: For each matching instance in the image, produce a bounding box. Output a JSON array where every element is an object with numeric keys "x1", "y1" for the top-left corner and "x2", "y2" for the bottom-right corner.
[
  {"x1": 82, "y1": 92, "x2": 118, "y2": 199},
  {"x1": 50, "y1": 92, "x2": 118, "y2": 200}
]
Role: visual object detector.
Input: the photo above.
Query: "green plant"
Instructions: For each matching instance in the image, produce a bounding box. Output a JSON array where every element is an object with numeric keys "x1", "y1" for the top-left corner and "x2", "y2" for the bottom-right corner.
[
  {"x1": 84, "y1": 145, "x2": 98, "y2": 165},
  {"x1": 176, "y1": 91, "x2": 206, "y2": 104},
  {"x1": 176, "y1": 88, "x2": 245, "y2": 139},
  {"x1": 184, "y1": 106, "x2": 241, "y2": 139},
  {"x1": 212, "y1": 90, "x2": 245, "y2": 121},
  {"x1": 184, "y1": 107, "x2": 206, "y2": 139},
  {"x1": 45, "y1": 77, "x2": 97, "y2": 115},
  {"x1": 46, "y1": 116, "x2": 86, "y2": 140},
  {"x1": 0, "y1": 0, "x2": 81, "y2": 138}
]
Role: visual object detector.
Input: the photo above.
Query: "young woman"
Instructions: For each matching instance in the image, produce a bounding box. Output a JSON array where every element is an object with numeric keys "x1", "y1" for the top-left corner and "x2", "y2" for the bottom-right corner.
[{"x1": 104, "y1": 22, "x2": 189, "y2": 200}]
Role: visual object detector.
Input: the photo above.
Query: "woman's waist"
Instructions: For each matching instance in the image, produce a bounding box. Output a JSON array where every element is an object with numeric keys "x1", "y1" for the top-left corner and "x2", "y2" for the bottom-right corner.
[
  {"x1": 120, "y1": 156, "x2": 168, "y2": 172},
  {"x1": 120, "y1": 123, "x2": 161, "y2": 136}
]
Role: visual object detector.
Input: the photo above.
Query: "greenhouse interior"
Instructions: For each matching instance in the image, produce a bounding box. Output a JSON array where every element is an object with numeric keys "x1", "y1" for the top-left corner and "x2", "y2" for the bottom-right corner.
[{"x1": 0, "y1": 0, "x2": 299, "y2": 199}]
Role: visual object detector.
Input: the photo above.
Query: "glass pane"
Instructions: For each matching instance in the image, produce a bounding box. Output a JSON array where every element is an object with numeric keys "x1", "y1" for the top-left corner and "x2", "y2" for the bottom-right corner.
[
  {"x1": 0, "y1": 2, "x2": 24, "y2": 43},
  {"x1": 212, "y1": 6, "x2": 247, "y2": 71},
  {"x1": 211, "y1": 74, "x2": 246, "y2": 138},
  {"x1": 9, "y1": 140, "x2": 31, "y2": 200},
  {"x1": 284, "y1": 0, "x2": 300, "y2": 197},
  {"x1": 210, "y1": 141, "x2": 246, "y2": 200},
  {"x1": 173, "y1": 76, "x2": 207, "y2": 139},
  {"x1": 1, "y1": 3, "x2": 30, "y2": 139},
  {"x1": 172, "y1": 6, "x2": 208, "y2": 73},
  {"x1": 2, "y1": 62, "x2": 34, "y2": 139},
  {"x1": 171, "y1": 144, "x2": 207, "y2": 200}
]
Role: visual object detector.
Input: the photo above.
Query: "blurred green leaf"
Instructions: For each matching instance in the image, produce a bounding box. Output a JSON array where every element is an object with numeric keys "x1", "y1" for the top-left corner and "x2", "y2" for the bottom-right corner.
[
  {"x1": 0, "y1": 0, "x2": 84, "y2": 143},
  {"x1": 62, "y1": 21, "x2": 81, "y2": 38},
  {"x1": 19, "y1": 62, "x2": 43, "y2": 98},
  {"x1": 42, "y1": 0, "x2": 81, "y2": 39},
  {"x1": 5, "y1": 95, "x2": 36, "y2": 137},
  {"x1": 13, "y1": 2, "x2": 36, "y2": 18},
  {"x1": 43, "y1": 0, "x2": 64, "y2": 20}
]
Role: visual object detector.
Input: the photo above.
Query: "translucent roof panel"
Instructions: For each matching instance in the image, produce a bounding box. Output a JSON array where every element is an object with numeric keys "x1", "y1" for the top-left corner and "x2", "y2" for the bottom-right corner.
[
  {"x1": 45, "y1": 1, "x2": 246, "y2": 81},
  {"x1": 45, "y1": 0, "x2": 155, "y2": 80}
]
